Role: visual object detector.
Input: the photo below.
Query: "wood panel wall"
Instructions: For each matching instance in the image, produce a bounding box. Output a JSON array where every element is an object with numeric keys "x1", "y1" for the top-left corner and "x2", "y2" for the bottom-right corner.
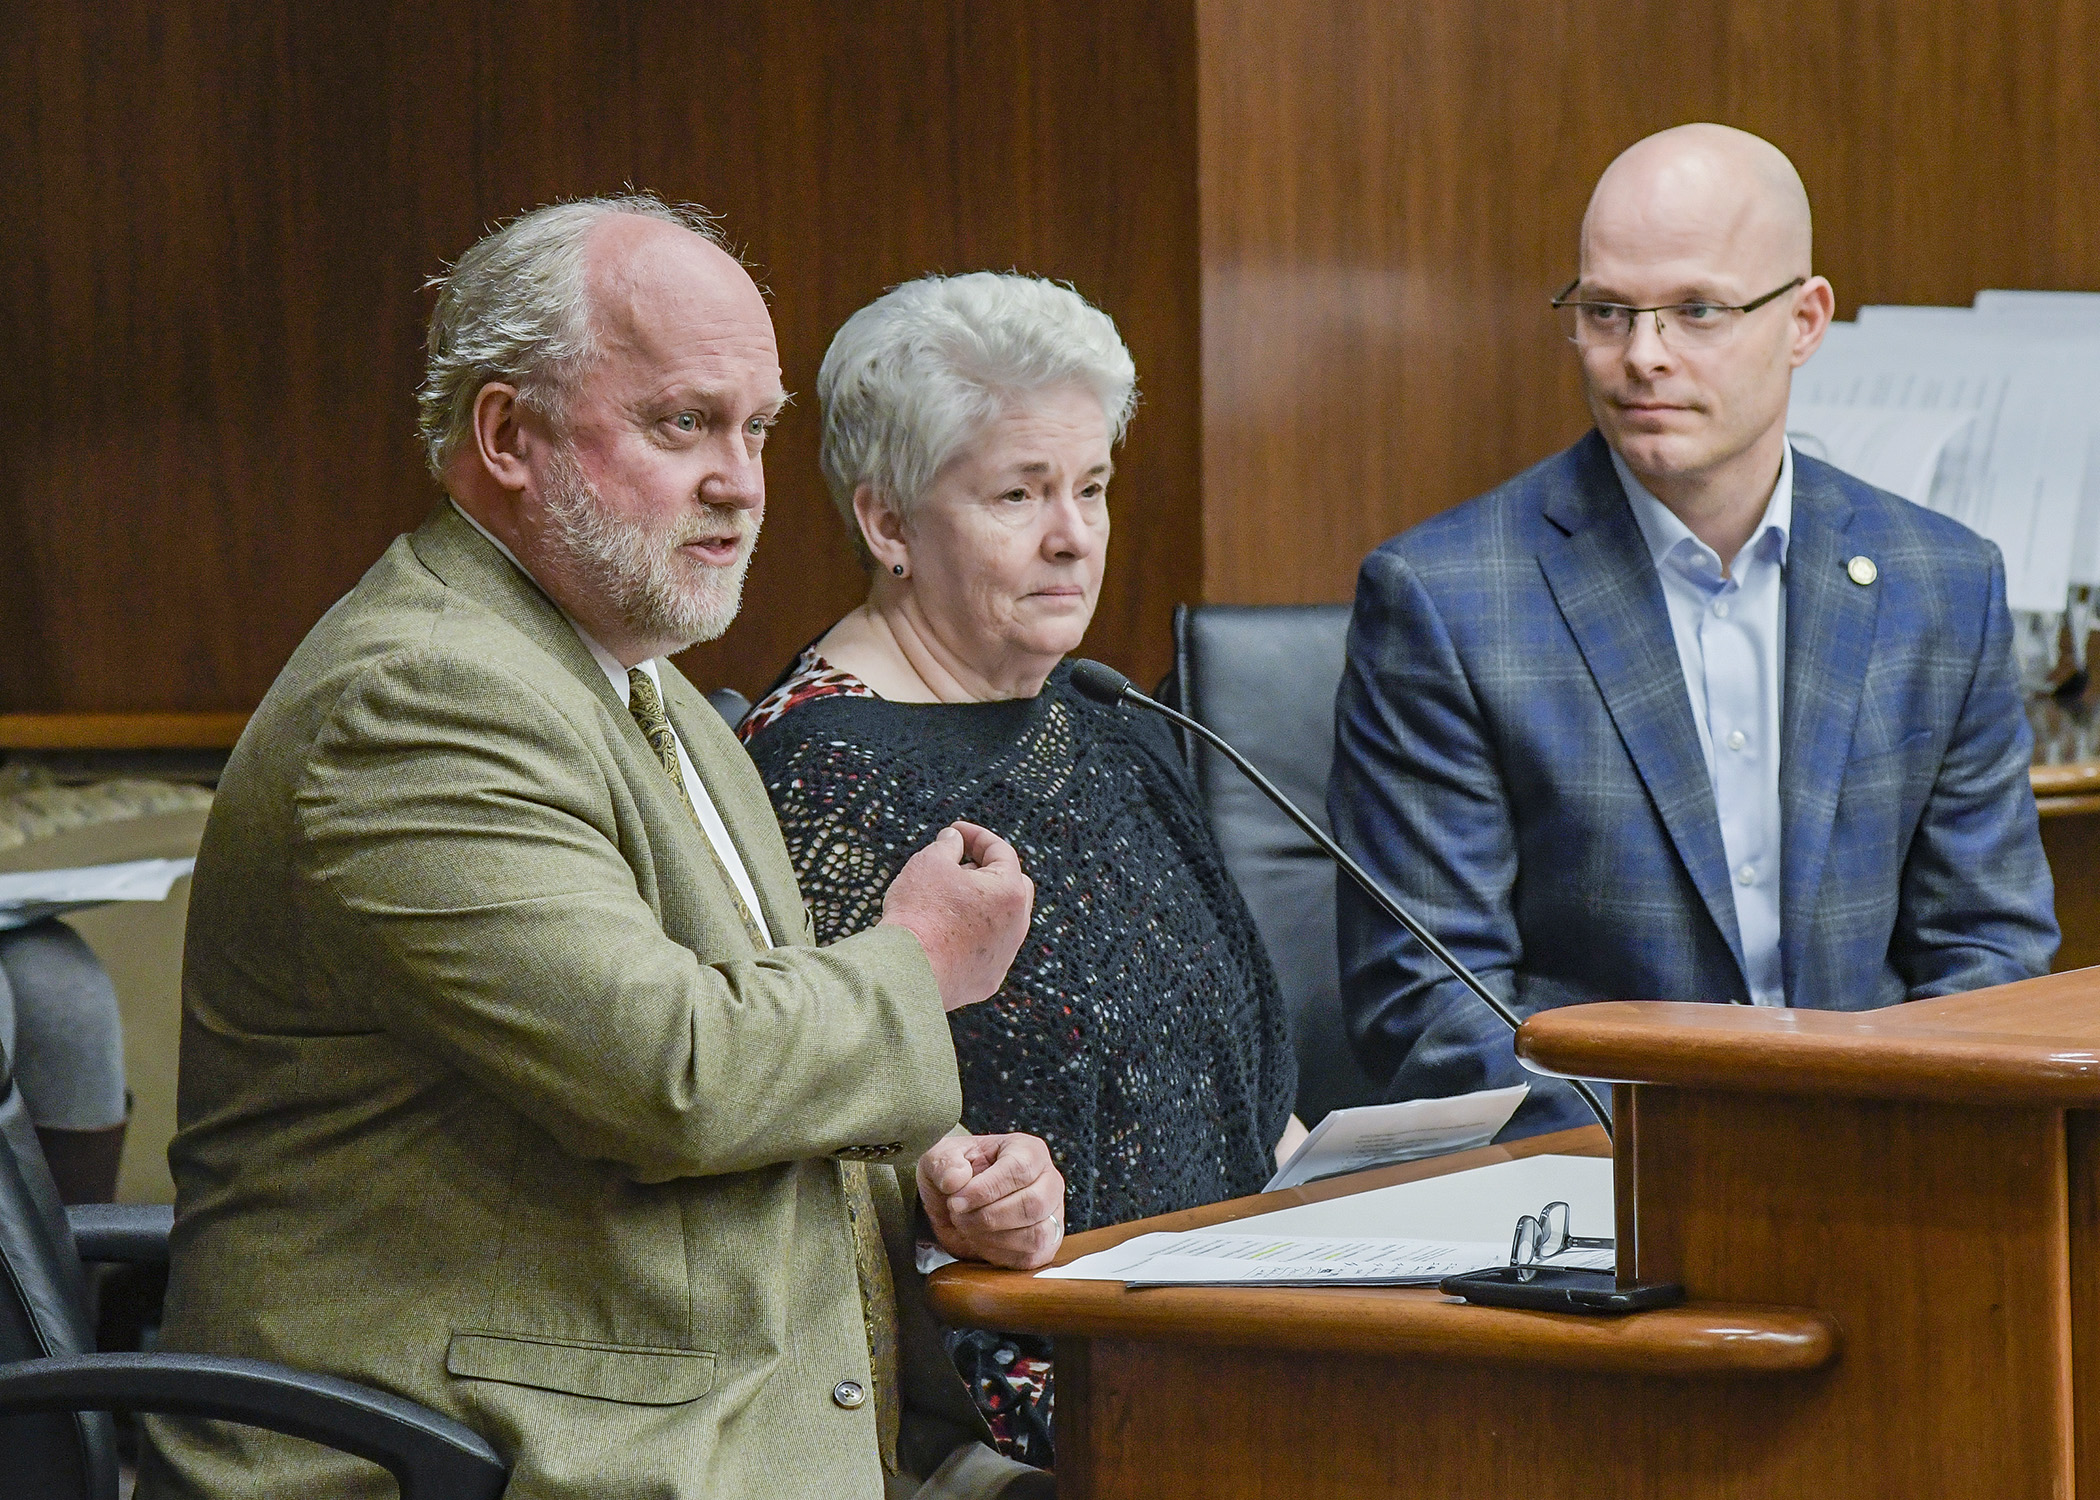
[
  {"x1": 0, "y1": 1, "x2": 1199, "y2": 709},
  {"x1": 7, "y1": 1, "x2": 2098, "y2": 707},
  {"x1": 1195, "y1": 0, "x2": 2100, "y2": 604}
]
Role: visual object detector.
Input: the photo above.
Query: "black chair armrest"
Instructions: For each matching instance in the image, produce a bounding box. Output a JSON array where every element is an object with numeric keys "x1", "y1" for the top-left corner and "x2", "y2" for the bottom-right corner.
[
  {"x1": 0, "y1": 1352, "x2": 506, "y2": 1500},
  {"x1": 66, "y1": 1203, "x2": 173, "y2": 1264}
]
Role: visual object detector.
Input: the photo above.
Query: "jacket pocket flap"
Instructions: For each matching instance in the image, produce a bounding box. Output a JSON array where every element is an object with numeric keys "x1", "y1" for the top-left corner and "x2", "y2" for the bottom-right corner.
[{"x1": 446, "y1": 1331, "x2": 715, "y2": 1405}]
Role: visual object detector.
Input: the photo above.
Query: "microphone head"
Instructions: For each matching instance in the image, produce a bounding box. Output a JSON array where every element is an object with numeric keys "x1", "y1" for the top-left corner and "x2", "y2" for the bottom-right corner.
[{"x1": 1068, "y1": 659, "x2": 1134, "y2": 706}]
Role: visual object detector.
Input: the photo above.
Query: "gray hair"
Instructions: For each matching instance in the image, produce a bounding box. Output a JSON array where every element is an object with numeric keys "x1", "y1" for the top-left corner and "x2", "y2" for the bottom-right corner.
[
  {"x1": 416, "y1": 192, "x2": 728, "y2": 478},
  {"x1": 816, "y1": 272, "x2": 1138, "y2": 548}
]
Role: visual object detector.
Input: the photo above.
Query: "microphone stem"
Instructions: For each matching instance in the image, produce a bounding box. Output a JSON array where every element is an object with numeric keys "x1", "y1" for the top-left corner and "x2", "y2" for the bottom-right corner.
[{"x1": 1124, "y1": 686, "x2": 1613, "y2": 1139}]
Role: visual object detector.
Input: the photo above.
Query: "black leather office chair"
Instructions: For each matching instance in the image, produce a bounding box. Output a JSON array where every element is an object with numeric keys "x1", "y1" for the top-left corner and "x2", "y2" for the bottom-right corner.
[
  {"x1": 0, "y1": 1041, "x2": 507, "y2": 1500},
  {"x1": 1162, "y1": 603, "x2": 1385, "y2": 1125}
]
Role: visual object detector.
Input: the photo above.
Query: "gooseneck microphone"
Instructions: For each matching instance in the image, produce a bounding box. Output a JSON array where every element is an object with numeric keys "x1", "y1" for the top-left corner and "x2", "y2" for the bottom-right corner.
[{"x1": 1067, "y1": 658, "x2": 1613, "y2": 1139}]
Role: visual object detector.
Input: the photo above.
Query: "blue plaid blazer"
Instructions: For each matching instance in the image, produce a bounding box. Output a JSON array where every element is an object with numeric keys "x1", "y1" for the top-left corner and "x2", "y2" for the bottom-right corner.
[{"x1": 1329, "y1": 431, "x2": 2058, "y2": 1138}]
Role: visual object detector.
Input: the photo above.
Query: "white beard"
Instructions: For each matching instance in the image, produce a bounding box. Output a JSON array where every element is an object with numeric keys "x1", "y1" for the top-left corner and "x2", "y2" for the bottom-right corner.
[{"x1": 539, "y1": 447, "x2": 758, "y2": 648}]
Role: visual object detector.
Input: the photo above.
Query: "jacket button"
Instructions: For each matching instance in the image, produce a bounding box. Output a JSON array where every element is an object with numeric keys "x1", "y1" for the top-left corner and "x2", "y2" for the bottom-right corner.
[{"x1": 832, "y1": 1380, "x2": 867, "y2": 1410}]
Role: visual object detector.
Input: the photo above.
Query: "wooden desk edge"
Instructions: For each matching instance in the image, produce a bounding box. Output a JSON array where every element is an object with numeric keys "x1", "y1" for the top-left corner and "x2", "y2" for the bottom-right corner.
[
  {"x1": 925, "y1": 1270, "x2": 1838, "y2": 1375},
  {"x1": 928, "y1": 1128, "x2": 1837, "y2": 1378},
  {"x1": 0, "y1": 711, "x2": 251, "y2": 750},
  {"x1": 2033, "y1": 761, "x2": 2100, "y2": 799},
  {"x1": 1518, "y1": 984, "x2": 2100, "y2": 1104}
]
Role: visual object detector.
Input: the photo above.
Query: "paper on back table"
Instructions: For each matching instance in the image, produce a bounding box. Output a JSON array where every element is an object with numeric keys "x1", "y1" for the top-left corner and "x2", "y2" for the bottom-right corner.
[
  {"x1": 1038, "y1": 1230, "x2": 1513, "y2": 1287},
  {"x1": 1975, "y1": 289, "x2": 2100, "y2": 322},
  {"x1": 1969, "y1": 294, "x2": 2100, "y2": 589},
  {"x1": 1801, "y1": 311, "x2": 2098, "y2": 600},
  {"x1": 0, "y1": 858, "x2": 197, "y2": 932},
  {"x1": 1784, "y1": 405, "x2": 1975, "y2": 506},
  {"x1": 1792, "y1": 317, "x2": 2092, "y2": 609}
]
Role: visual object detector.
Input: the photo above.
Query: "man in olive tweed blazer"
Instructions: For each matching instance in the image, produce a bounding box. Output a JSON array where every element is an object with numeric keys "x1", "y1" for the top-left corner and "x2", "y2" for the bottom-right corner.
[{"x1": 140, "y1": 198, "x2": 1059, "y2": 1498}]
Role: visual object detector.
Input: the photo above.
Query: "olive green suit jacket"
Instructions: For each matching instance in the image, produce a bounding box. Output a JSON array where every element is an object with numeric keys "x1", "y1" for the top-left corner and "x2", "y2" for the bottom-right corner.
[{"x1": 139, "y1": 505, "x2": 1002, "y2": 1498}]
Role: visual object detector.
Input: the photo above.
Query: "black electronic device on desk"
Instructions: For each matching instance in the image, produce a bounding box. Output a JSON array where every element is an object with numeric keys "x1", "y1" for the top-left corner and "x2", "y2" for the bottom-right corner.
[
  {"x1": 1441, "y1": 1197, "x2": 1682, "y2": 1315},
  {"x1": 1440, "y1": 1264, "x2": 1685, "y2": 1316}
]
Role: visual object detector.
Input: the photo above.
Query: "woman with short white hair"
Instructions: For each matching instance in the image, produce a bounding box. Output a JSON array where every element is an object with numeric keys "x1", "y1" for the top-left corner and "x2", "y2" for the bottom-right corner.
[{"x1": 741, "y1": 271, "x2": 1301, "y2": 1466}]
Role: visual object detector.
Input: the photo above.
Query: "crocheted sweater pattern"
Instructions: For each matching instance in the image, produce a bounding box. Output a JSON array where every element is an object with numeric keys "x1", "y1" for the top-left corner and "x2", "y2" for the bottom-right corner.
[{"x1": 742, "y1": 660, "x2": 1297, "y2": 1233}]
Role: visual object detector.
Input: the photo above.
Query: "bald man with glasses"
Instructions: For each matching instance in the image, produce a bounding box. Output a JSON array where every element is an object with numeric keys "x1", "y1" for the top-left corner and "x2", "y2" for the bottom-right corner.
[{"x1": 1330, "y1": 123, "x2": 2056, "y2": 1139}]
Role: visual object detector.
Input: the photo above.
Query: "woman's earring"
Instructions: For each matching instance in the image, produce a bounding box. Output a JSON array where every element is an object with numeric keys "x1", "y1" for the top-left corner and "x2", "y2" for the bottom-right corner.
[{"x1": 892, "y1": 563, "x2": 905, "y2": 576}]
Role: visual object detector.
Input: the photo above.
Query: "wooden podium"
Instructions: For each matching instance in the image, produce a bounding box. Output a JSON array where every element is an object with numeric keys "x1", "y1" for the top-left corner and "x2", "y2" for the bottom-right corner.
[{"x1": 927, "y1": 971, "x2": 2100, "y2": 1497}]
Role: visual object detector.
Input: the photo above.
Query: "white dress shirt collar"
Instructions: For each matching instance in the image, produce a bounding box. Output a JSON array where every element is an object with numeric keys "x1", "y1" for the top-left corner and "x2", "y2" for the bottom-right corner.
[{"x1": 1614, "y1": 444, "x2": 1795, "y2": 579}]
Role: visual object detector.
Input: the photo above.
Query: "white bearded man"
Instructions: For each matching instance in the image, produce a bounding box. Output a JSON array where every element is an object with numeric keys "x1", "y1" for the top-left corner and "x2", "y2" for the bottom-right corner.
[{"x1": 140, "y1": 195, "x2": 1063, "y2": 1500}]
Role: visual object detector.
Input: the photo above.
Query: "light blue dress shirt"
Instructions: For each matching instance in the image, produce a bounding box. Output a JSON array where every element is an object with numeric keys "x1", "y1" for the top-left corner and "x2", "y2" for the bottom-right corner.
[{"x1": 1612, "y1": 447, "x2": 1794, "y2": 1007}]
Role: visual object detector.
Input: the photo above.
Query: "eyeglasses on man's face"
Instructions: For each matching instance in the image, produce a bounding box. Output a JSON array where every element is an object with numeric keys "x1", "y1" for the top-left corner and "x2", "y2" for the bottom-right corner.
[{"x1": 1551, "y1": 276, "x2": 1806, "y2": 351}]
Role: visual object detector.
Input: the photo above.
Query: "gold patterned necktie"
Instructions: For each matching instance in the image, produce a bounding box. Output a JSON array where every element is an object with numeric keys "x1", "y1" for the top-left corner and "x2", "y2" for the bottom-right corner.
[
  {"x1": 626, "y1": 668, "x2": 769, "y2": 949},
  {"x1": 625, "y1": 666, "x2": 900, "y2": 1470}
]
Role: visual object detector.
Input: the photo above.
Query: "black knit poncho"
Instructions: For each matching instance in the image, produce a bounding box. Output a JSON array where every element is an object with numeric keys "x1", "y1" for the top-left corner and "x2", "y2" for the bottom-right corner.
[{"x1": 743, "y1": 660, "x2": 1297, "y2": 1233}]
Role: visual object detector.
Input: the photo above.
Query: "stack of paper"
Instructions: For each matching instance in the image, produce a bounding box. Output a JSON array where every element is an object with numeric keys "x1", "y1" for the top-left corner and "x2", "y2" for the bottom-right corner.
[
  {"x1": 1782, "y1": 406, "x2": 1975, "y2": 508},
  {"x1": 1787, "y1": 291, "x2": 2100, "y2": 648},
  {"x1": 1039, "y1": 1230, "x2": 1511, "y2": 1288},
  {"x1": 1264, "y1": 1083, "x2": 1528, "y2": 1191},
  {"x1": 1042, "y1": 1153, "x2": 1615, "y2": 1287},
  {"x1": 1791, "y1": 316, "x2": 2093, "y2": 614},
  {"x1": 1969, "y1": 291, "x2": 2100, "y2": 665}
]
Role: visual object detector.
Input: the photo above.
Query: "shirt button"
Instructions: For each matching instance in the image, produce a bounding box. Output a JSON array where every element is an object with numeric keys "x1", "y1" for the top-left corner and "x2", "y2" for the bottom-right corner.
[
  {"x1": 1713, "y1": 599, "x2": 1731, "y2": 619},
  {"x1": 832, "y1": 1380, "x2": 867, "y2": 1410},
  {"x1": 1726, "y1": 730, "x2": 1747, "y2": 751},
  {"x1": 1737, "y1": 864, "x2": 1757, "y2": 886}
]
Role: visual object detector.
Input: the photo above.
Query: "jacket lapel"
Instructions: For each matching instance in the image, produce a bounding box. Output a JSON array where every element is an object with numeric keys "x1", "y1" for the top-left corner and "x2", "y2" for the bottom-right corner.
[
  {"x1": 408, "y1": 503, "x2": 629, "y2": 719},
  {"x1": 1779, "y1": 461, "x2": 1877, "y2": 991},
  {"x1": 1536, "y1": 434, "x2": 1748, "y2": 981},
  {"x1": 659, "y1": 667, "x2": 811, "y2": 948},
  {"x1": 410, "y1": 504, "x2": 797, "y2": 945}
]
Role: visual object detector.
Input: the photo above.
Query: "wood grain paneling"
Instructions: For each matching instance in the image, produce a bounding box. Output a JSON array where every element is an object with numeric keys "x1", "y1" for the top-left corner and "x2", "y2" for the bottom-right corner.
[
  {"x1": 1628, "y1": 1087, "x2": 2076, "y2": 1497},
  {"x1": 0, "y1": 712, "x2": 248, "y2": 750},
  {"x1": 2043, "y1": 813, "x2": 2100, "y2": 971},
  {"x1": 2070, "y1": 1108, "x2": 2100, "y2": 1494},
  {"x1": 948, "y1": 1124, "x2": 1848, "y2": 1498},
  {"x1": 938, "y1": 1277, "x2": 1832, "y2": 1375},
  {"x1": 0, "y1": 1, "x2": 1199, "y2": 708},
  {"x1": 1195, "y1": 0, "x2": 2100, "y2": 604},
  {"x1": 9, "y1": 2, "x2": 2097, "y2": 707},
  {"x1": 1058, "y1": 1338, "x2": 1841, "y2": 1499}
]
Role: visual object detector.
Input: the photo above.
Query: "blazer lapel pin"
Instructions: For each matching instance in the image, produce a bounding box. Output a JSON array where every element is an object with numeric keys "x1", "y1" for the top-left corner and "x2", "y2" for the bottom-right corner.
[{"x1": 1846, "y1": 556, "x2": 1878, "y2": 586}]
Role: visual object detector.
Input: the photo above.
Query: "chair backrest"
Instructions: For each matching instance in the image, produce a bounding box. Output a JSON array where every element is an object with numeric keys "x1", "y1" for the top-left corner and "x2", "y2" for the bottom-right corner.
[
  {"x1": 707, "y1": 688, "x2": 752, "y2": 728},
  {"x1": 0, "y1": 1039, "x2": 118, "y2": 1499},
  {"x1": 1166, "y1": 604, "x2": 1384, "y2": 1125}
]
